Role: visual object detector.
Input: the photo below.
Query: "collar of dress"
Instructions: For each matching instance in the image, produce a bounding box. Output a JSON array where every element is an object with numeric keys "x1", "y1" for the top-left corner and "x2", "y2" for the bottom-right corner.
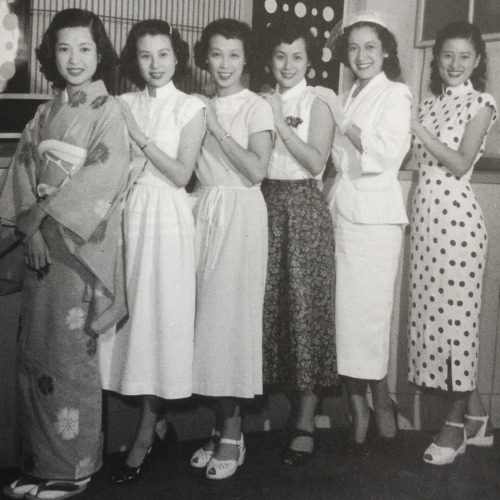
[
  {"x1": 442, "y1": 79, "x2": 474, "y2": 98},
  {"x1": 279, "y1": 78, "x2": 307, "y2": 103},
  {"x1": 141, "y1": 80, "x2": 176, "y2": 100}
]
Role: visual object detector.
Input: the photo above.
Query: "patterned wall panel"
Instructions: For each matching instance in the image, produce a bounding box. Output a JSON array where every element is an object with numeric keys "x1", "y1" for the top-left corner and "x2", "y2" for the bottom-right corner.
[{"x1": 250, "y1": 0, "x2": 344, "y2": 92}]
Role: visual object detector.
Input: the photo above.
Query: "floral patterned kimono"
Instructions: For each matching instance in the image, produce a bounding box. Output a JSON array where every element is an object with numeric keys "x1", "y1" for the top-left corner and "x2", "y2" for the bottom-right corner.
[{"x1": 0, "y1": 80, "x2": 129, "y2": 480}]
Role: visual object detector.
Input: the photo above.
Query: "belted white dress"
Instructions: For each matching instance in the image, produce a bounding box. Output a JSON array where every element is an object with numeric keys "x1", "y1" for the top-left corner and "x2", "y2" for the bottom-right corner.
[{"x1": 192, "y1": 89, "x2": 274, "y2": 398}]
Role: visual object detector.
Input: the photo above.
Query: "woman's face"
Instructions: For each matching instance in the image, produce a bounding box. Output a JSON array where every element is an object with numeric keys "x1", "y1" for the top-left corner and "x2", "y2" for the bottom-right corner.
[
  {"x1": 347, "y1": 26, "x2": 387, "y2": 86},
  {"x1": 55, "y1": 26, "x2": 98, "y2": 91},
  {"x1": 137, "y1": 34, "x2": 177, "y2": 92},
  {"x1": 269, "y1": 37, "x2": 309, "y2": 93},
  {"x1": 438, "y1": 37, "x2": 480, "y2": 88},
  {"x1": 206, "y1": 34, "x2": 245, "y2": 96}
]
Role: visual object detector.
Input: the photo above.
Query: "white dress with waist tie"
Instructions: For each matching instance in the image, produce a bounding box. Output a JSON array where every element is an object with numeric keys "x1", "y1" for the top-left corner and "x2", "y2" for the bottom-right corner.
[{"x1": 328, "y1": 72, "x2": 411, "y2": 379}]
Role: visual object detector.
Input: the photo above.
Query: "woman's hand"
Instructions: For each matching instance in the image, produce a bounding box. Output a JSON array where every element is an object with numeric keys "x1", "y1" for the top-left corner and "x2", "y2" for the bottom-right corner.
[
  {"x1": 313, "y1": 86, "x2": 348, "y2": 130},
  {"x1": 23, "y1": 229, "x2": 51, "y2": 271},
  {"x1": 16, "y1": 204, "x2": 46, "y2": 239},
  {"x1": 260, "y1": 90, "x2": 284, "y2": 124},
  {"x1": 194, "y1": 94, "x2": 223, "y2": 137},
  {"x1": 117, "y1": 97, "x2": 144, "y2": 145}
]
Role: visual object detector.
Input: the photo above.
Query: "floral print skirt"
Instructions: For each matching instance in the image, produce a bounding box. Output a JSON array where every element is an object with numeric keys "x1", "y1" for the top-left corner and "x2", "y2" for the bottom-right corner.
[
  {"x1": 17, "y1": 218, "x2": 102, "y2": 480},
  {"x1": 261, "y1": 179, "x2": 337, "y2": 394}
]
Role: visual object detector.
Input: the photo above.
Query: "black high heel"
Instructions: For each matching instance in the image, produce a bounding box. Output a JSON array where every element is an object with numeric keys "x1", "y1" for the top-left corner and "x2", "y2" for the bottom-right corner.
[
  {"x1": 111, "y1": 443, "x2": 155, "y2": 484},
  {"x1": 342, "y1": 408, "x2": 375, "y2": 457},
  {"x1": 282, "y1": 429, "x2": 314, "y2": 466},
  {"x1": 372, "y1": 399, "x2": 399, "y2": 454},
  {"x1": 111, "y1": 423, "x2": 178, "y2": 484}
]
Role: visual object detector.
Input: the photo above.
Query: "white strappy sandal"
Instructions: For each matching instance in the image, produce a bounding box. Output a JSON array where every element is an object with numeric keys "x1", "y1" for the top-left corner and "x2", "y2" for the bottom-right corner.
[
  {"x1": 206, "y1": 434, "x2": 246, "y2": 480},
  {"x1": 465, "y1": 414, "x2": 494, "y2": 447},
  {"x1": 190, "y1": 429, "x2": 220, "y2": 468},
  {"x1": 423, "y1": 421, "x2": 466, "y2": 465}
]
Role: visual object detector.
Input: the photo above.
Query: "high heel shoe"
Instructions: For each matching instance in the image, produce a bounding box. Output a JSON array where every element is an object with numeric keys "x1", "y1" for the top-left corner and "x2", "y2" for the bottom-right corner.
[
  {"x1": 111, "y1": 443, "x2": 155, "y2": 484},
  {"x1": 423, "y1": 421, "x2": 466, "y2": 465},
  {"x1": 282, "y1": 429, "x2": 314, "y2": 466},
  {"x1": 465, "y1": 414, "x2": 494, "y2": 447},
  {"x1": 206, "y1": 434, "x2": 245, "y2": 480},
  {"x1": 372, "y1": 399, "x2": 399, "y2": 454},
  {"x1": 190, "y1": 429, "x2": 220, "y2": 468}
]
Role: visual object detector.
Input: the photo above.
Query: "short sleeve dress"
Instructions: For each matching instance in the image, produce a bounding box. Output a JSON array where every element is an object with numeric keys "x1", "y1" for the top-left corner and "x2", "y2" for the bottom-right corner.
[
  {"x1": 408, "y1": 80, "x2": 497, "y2": 392},
  {"x1": 99, "y1": 81, "x2": 205, "y2": 400},
  {"x1": 192, "y1": 89, "x2": 274, "y2": 398}
]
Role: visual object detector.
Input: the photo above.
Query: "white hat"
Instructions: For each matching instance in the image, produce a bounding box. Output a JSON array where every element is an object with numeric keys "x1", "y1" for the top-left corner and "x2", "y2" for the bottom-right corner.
[{"x1": 343, "y1": 10, "x2": 388, "y2": 30}]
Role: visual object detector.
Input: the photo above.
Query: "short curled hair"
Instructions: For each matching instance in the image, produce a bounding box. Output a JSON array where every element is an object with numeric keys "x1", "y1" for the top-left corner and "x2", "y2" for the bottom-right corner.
[
  {"x1": 333, "y1": 21, "x2": 401, "y2": 81},
  {"x1": 264, "y1": 17, "x2": 321, "y2": 69},
  {"x1": 430, "y1": 21, "x2": 487, "y2": 95},
  {"x1": 194, "y1": 18, "x2": 255, "y2": 73},
  {"x1": 120, "y1": 20, "x2": 190, "y2": 87},
  {"x1": 36, "y1": 8, "x2": 118, "y2": 91}
]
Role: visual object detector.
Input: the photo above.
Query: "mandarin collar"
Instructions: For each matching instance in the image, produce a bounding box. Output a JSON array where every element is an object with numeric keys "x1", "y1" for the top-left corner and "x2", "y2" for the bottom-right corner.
[
  {"x1": 214, "y1": 88, "x2": 249, "y2": 106},
  {"x1": 442, "y1": 79, "x2": 474, "y2": 98},
  {"x1": 279, "y1": 78, "x2": 307, "y2": 103},
  {"x1": 142, "y1": 80, "x2": 176, "y2": 100}
]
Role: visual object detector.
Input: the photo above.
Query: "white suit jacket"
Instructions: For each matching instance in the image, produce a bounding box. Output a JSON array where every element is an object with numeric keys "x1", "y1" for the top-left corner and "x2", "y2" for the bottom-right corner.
[{"x1": 328, "y1": 72, "x2": 411, "y2": 225}]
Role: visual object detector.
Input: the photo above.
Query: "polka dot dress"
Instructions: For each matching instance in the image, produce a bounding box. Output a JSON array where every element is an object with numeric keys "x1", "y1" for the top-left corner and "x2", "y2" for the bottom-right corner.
[{"x1": 408, "y1": 80, "x2": 497, "y2": 392}]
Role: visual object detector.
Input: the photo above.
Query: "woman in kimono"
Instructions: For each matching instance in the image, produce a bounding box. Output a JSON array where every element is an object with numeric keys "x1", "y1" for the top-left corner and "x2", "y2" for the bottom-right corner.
[
  {"x1": 408, "y1": 21, "x2": 497, "y2": 465},
  {"x1": 98, "y1": 20, "x2": 205, "y2": 483},
  {"x1": 189, "y1": 18, "x2": 273, "y2": 480},
  {"x1": 259, "y1": 17, "x2": 337, "y2": 466},
  {"x1": 1, "y1": 9, "x2": 129, "y2": 500},
  {"x1": 318, "y1": 11, "x2": 411, "y2": 454}
]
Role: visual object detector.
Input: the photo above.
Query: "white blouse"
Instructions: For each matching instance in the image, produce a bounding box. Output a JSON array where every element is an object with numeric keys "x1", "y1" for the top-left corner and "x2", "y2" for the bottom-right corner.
[{"x1": 267, "y1": 79, "x2": 322, "y2": 180}]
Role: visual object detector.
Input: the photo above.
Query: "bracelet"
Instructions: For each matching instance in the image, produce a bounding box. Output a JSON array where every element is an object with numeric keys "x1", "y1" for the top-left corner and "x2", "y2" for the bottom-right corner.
[
  {"x1": 140, "y1": 137, "x2": 153, "y2": 150},
  {"x1": 282, "y1": 130, "x2": 294, "y2": 142},
  {"x1": 218, "y1": 131, "x2": 231, "y2": 142}
]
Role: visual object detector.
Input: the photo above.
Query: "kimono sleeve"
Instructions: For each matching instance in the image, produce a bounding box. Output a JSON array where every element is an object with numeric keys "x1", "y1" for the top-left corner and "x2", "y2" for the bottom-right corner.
[
  {"x1": 39, "y1": 98, "x2": 129, "y2": 242},
  {"x1": 359, "y1": 84, "x2": 412, "y2": 174}
]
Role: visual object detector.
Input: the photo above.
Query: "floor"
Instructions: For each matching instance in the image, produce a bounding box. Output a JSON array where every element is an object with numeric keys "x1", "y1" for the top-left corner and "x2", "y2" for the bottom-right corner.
[{"x1": 1, "y1": 429, "x2": 500, "y2": 500}]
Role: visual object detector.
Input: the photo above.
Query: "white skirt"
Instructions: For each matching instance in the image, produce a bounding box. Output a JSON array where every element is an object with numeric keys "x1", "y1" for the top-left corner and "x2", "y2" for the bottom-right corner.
[
  {"x1": 99, "y1": 178, "x2": 196, "y2": 399},
  {"x1": 335, "y1": 212, "x2": 403, "y2": 379}
]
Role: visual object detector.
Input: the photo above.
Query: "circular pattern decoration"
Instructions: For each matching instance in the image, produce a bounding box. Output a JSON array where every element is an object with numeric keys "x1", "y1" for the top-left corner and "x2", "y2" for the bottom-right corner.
[
  {"x1": 323, "y1": 7, "x2": 335, "y2": 22},
  {"x1": 3, "y1": 12, "x2": 18, "y2": 31},
  {"x1": 324, "y1": 30, "x2": 330, "y2": 39},
  {"x1": 294, "y1": 2, "x2": 307, "y2": 18},
  {"x1": 310, "y1": 27, "x2": 317, "y2": 37},
  {"x1": 264, "y1": 0, "x2": 278, "y2": 14},
  {"x1": 322, "y1": 47, "x2": 332, "y2": 62},
  {"x1": 283, "y1": 3, "x2": 289, "y2": 12},
  {"x1": 308, "y1": 67, "x2": 315, "y2": 79},
  {"x1": 312, "y1": 8, "x2": 318, "y2": 16},
  {"x1": 322, "y1": 71, "x2": 328, "y2": 79},
  {"x1": 0, "y1": 61, "x2": 15, "y2": 79}
]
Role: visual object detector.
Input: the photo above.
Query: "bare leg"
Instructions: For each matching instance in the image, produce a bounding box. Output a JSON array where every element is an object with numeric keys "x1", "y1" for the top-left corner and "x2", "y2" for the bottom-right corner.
[
  {"x1": 369, "y1": 377, "x2": 396, "y2": 439},
  {"x1": 126, "y1": 395, "x2": 162, "y2": 467},
  {"x1": 433, "y1": 391, "x2": 468, "y2": 449},
  {"x1": 345, "y1": 377, "x2": 370, "y2": 443},
  {"x1": 465, "y1": 389, "x2": 493, "y2": 438},
  {"x1": 212, "y1": 397, "x2": 242, "y2": 462},
  {"x1": 288, "y1": 390, "x2": 317, "y2": 453}
]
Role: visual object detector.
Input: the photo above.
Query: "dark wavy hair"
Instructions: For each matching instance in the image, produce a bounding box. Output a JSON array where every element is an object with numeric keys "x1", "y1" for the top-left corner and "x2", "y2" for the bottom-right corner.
[
  {"x1": 429, "y1": 21, "x2": 487, "y2": 95},
  {"x1": 120, "y1": 19, "x2": 190, "y2": 88},
  {"x1": 194, "y1": 18, "x2": 254, "y2": 73},
  {"x1": 333, "y1": 21, "x2": 401, "y2": 81},
  {"x1": 264, "y1": 16, "x2": 321, "y2": 70},
  {"x1": 36, "y1": 8, "x2": 118, "y2": 90}
]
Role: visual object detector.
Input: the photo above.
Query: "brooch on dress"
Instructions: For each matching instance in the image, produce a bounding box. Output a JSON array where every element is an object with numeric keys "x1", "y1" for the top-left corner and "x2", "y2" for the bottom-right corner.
[{"x1": 285, "y1": 116, "x2": 303, "y2": 128}]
